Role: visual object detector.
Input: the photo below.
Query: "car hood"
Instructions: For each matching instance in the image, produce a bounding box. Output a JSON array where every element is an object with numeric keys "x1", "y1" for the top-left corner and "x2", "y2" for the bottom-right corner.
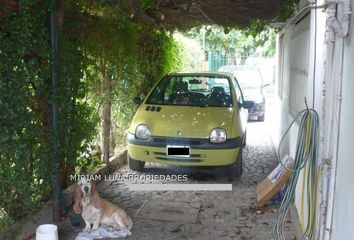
[
  {"x1": 129, "y1": 105, "x2": 235, "y2": 138},
  {"x1": 243, "y1": 89, "x2": 264, "y2": 104}
]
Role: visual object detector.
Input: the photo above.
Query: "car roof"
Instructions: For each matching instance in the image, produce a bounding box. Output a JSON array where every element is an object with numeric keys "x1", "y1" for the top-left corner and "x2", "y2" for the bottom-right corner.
[
  {"x1": 219, "y1": 64, "x2": 260, "y2": 70},
  {"x1": 167, "y1": 71, "x2": 235, "y2": 78}
]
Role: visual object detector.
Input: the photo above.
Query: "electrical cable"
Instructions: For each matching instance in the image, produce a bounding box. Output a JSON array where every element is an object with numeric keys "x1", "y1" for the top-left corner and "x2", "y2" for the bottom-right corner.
[
  {"x1": 273, "y1": 103, "x2": 319, "y2": 240},
  {"x1": 312, "y1": 0, "x2": 318, "y2": 108}
]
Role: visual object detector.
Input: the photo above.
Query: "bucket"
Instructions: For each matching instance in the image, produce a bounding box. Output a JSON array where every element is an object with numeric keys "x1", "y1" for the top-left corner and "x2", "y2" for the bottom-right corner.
[{"x1": 36, "y1": 224, "x2": 58, "y2": 240}]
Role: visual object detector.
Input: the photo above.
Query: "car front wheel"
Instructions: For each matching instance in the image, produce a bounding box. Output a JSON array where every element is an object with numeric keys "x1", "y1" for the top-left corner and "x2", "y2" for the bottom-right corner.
[
  {"x1": 258, "y1": 112, "x2": 265, "y2": 121},
  {"x1": 243, "y1": 131, "x2": 247, "y2": 147},
  {"x1": 128, "y1": 152, "x2": 145, "y2": 171},
  {"x1": 227, "y1": 149, "x2": 243, "y2": 177}
]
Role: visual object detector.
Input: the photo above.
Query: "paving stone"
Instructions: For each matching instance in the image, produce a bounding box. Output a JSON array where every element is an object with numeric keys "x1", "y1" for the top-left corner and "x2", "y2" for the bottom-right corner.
[{"x1": 58, "y1": 117, "x2": 296, "y2": 240}]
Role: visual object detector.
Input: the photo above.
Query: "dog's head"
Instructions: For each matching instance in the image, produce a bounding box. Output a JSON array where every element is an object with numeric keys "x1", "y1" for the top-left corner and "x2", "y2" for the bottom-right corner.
[
  {"x1": 78, "y1": 178, "x2": 94, "y2": 198},
  {"x1": 73, "y1": 178, "x2": 99, "y2": 214}
]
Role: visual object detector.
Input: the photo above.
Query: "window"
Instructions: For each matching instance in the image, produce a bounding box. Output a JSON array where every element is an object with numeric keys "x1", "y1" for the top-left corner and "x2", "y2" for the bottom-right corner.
[
  {"x1": 232, "y1": 78, "x2": 244, "y2": 107},
  {"x1": 278, "y1": 34, "x2": 285, "y2": 100},
  {"x1": 146, "y1": 75, "x2": 233, "y2": 107},
  {"x1": 288, "y1": 13, "x2": 310, "y2": 116}
]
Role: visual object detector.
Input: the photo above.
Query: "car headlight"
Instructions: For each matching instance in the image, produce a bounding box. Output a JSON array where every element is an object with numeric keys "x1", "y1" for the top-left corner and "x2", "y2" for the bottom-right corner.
[
  {"x1": 209, "y1": 128, "x2": 227, "y2": 143},
  {"x1": 135, "y1": 124, "x2": 151, "y2": 140}
]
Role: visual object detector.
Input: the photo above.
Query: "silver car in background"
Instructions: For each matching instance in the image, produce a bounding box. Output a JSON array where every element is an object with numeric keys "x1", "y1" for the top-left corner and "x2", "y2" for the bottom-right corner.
[{"x1": 218, "y1": 65, "x2": 266, "y2": 121}]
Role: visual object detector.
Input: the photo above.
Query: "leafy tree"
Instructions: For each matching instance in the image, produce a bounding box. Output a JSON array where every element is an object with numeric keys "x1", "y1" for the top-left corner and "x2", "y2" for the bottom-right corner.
[
  {"x1": 186, "y1": 25, "x2": 276, "y2": 64},
  {"x1": 173, "y1": 32, "x2": 205, "y2": 72},
  {"x1": 76, "y1": 2, "x2": 186, "y2": 161}
]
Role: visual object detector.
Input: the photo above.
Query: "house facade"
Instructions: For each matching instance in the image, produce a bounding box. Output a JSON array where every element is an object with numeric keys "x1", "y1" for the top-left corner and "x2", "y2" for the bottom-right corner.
[{"x1": 275, "y1": 0, "x2": 353, "y2": 239}]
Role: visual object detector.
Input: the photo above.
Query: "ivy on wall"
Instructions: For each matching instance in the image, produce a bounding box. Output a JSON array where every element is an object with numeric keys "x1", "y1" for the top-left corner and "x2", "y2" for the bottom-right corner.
[
  {"x1": 0, "y1": 0, "x2": 186, "y2": 229},
  {"x1": 0, "y1": 1, "x2": 97, "y2": 228},
  {"x1": 0, "y1": 2, "x2": 53, "y2": 227}
]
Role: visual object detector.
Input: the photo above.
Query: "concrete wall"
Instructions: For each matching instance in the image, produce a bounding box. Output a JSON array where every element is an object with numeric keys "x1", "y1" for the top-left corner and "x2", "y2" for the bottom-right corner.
[
  {"x1": 276, "y1": 15, "x2": 309, "y2": 232},
  {"x1": 275, "y1": 5, "x2": 326, "y2": 234},
  {"x1": 277, "y1": 0, "x2": 354, "y2": 238},
  {"x1": 331, "y1": 0, "x2": 354, "y2": 238}
]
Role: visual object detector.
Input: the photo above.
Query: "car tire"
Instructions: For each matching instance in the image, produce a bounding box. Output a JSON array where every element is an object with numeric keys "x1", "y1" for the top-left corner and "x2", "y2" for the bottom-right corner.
[
  {"x1": 258, "y1": 113, "x2": 265, "y2": 122},
  {"x1": 128, "y1": 152, "x2": 145, "y2": 172},
  {"x1": 243, "y1": 131, "x2": 247, "y2": 147},
  {"x1": 227, "y1": 149, "x2": 243, "y2": 177}
]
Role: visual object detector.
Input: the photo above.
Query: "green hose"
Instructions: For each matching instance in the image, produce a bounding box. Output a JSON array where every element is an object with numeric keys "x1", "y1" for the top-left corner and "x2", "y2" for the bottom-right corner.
[{"x1": 273, "y1": 107, "x2": 319, "y2": 240}]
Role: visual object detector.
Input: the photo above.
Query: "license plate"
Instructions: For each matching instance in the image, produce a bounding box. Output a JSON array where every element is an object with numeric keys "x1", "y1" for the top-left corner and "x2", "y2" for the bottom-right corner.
[{"x1": 166, "y1": 145, "x2": 190, "y2": 157}]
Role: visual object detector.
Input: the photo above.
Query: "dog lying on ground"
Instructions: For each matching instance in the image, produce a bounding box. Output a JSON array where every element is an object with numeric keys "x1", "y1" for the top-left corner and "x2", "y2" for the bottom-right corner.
[{"x1": 73, "y1": 178, "x2": 133, "y2": 232}]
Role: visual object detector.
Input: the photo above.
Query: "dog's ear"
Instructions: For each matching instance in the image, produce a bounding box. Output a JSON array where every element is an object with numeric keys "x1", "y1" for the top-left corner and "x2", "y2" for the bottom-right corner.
[
  {"x1": 90, "y1": 180, "x2": 96, "y2": 196},
  {"x1": 73, "y1": 183, "x2": 82, "y2": 214},
  {"x1": 90, "y1": 180, "x2": 100, "y2": 209}
]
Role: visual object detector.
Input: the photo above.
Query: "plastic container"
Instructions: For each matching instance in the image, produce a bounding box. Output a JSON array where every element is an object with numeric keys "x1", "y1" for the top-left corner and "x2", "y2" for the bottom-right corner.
[{"x1": 36, "y1": 224, "x2": 58, "y2": 240}]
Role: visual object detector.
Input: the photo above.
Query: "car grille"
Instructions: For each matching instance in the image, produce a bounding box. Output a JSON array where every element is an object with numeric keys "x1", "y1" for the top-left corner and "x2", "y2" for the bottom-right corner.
[
  {"x1": 153, "y1": 151, "x2": 205, "y2": 163},
  {"x1": 153, "y1": 137, "x2": 205, "y2": 146}
]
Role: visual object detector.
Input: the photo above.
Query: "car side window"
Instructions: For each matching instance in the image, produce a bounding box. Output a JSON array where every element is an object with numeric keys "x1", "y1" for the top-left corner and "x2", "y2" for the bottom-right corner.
[{"x1": 232, "y1": 78, "x2": 244, "y2": 107}]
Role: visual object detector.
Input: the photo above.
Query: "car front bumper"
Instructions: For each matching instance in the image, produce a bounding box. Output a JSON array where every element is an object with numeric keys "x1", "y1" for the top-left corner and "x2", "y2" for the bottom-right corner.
[
  {"x1": 248, "y1": 103, "x2": 265, "y2": 118},
  {"x1": 127, "y1": 134, "x2": 242, "y2": 166}
]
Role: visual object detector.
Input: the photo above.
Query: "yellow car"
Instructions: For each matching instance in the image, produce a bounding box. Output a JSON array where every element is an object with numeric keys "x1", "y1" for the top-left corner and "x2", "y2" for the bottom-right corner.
[{"x1": 127, "y1": 72, "x2": 254, "y2": 176}]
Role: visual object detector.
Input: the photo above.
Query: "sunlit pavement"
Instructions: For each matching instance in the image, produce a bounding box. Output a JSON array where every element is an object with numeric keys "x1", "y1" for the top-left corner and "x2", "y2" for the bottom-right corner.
[{"x1": 59, "y1": 93, "x2": 296, "y2": 240}]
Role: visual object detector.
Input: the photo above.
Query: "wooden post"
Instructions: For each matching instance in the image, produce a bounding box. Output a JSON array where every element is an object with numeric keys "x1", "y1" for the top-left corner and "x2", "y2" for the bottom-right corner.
[{"x1": 50, "y1": 0, "x2": 61, "y2": 222}]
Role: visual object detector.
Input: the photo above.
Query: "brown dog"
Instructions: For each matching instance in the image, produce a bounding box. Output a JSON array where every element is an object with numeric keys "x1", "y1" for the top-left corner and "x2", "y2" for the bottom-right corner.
[{"x1": 73, "y1": 178, "x2": 133, "y2": 232}]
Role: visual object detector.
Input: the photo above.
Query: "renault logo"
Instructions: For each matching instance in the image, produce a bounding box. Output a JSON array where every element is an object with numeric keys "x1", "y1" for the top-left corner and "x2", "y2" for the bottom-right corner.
[{"x1": 177, "y1": 130, "x2": 182, "y2": 136}]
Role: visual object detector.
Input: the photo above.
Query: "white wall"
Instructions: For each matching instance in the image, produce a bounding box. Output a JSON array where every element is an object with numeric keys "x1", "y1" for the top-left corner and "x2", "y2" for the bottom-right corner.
[
  {"x1": 331, "y1": 0, "x2": 354, "y2": 237},
  {"x1": 276, "y1": 1, "x2": 354, "y2": 238},
  {"x1": 276, "y1": 14, "x2": 309, "y2": 232},
  {"x1": 275, "y1": 6, "x2": 326, "y2": 233}
]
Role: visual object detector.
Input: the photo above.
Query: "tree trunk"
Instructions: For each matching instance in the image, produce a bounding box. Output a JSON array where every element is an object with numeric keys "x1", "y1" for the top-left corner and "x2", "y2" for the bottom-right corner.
[
  {"x1": 240, "y1": 55, "x2": 247, "y2": 65},
  {"x1": 100, "y1": 69, "x2": 111, "y2": 164},
  {"x1": 110, "y1": 121, "x2": 116, "y2": 155}
]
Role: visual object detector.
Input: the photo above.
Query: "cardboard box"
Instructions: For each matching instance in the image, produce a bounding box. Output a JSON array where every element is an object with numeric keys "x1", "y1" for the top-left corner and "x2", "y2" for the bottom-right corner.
[{"x1": 256, "y1": 155, "x2": 293, "y2": 206}]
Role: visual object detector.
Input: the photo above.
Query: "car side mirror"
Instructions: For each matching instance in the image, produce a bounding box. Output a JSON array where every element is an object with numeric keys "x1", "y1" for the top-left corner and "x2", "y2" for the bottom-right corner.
[
  {"x1": 261, "y1": 83, "x2": 270, "y2": 89},
  {"x1": 242, "y1": 101, "x2": 254, "y2": 109},
  {"x1": 133, "y1": 96, "x2": 142, "y2": 105}
]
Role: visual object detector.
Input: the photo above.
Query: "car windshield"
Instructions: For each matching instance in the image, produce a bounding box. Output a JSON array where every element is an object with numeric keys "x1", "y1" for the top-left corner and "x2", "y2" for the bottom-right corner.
[
  {"x1": 233, "y1": 70, "x2": 262, "y2": 91},
  {"x1": 218, "y1": 65, "x2": 238, "y2": 73},
  {"x1": 146, "y1": 75, "x2": 233, "y2": 107}
]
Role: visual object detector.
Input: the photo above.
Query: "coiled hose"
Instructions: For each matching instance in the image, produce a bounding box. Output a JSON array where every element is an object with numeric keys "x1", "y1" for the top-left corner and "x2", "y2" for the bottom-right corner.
[{"x1": 273, "y1": 106, "x2": 319, "y2": 240}]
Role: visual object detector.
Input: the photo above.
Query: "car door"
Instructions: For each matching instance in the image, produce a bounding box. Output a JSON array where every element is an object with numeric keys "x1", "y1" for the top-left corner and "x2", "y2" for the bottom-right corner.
[{"x1": 232, "y1": 77, "x2": 248, "y2": 133}]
